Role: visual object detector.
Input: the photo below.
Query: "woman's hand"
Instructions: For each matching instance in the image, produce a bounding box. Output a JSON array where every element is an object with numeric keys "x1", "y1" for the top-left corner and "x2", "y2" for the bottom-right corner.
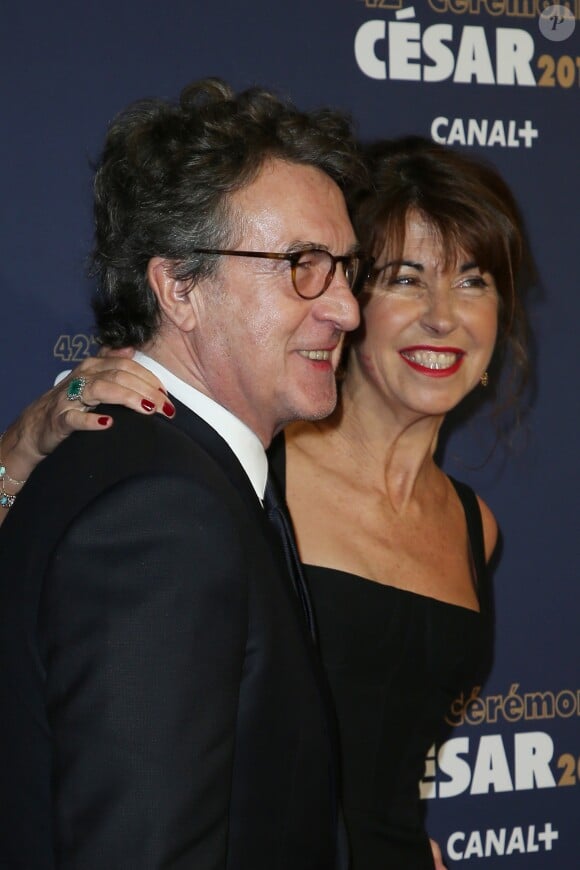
[
  {"x1": 1, "y1": 351, "x2": 174, "y2": 519},
  {"x1": 429, "y1": 838, "x2": 447, "y2": 870}
]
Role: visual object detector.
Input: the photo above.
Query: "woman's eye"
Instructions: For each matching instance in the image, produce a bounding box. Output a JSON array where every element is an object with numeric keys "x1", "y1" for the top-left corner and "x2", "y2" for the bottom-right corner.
[
  {"x1": 387, "y1": 274, "x2": 424, "y2": 295},
  {"x1": 456, "y1": 276, "x2": 489, "y2": 295}
]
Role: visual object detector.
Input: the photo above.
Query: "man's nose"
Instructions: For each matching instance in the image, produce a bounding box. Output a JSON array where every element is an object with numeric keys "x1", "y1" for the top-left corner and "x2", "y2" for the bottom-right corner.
[{"x1": 312, "y1": 269, "x2": 361, "y2": 332}]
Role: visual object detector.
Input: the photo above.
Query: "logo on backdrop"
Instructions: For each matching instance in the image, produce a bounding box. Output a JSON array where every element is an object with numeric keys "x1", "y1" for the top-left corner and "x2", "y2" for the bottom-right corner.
[
  {"x1": 446, "y1": 822, "x2": 559, "y2": 861},
  {"x1": 354, "y1": 3, "x2": 580, "y2": 89},
  {"x1": 53, "y1": 334, "x2": 99, "y2": 363},
  {"x1": 430, "y1": 116, "x2": 538, "y2": 147},
  {"x1": 420, "y1": 681, "x2": 580, "y2": 800},
  {"x1": 419, "y1": 681, "x2": 578, "y2": 860},
  {"x1": 419, "y1": 683, "x2": 580, "y2": 861}
]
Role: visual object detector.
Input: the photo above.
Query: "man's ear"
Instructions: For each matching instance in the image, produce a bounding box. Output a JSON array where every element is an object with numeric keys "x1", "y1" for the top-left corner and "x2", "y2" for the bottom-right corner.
[{"x1": 147, "y1": 257, "x2": 197, "y2": 332}]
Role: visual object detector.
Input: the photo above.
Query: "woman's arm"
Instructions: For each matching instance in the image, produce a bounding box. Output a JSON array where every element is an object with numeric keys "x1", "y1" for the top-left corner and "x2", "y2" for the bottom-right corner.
[
  {"x1": 0, "y1": 351, "x2": 174, "y2": 523},
  {"x1": 429, "y1": 837, "x2": 447, "y2": 870}
]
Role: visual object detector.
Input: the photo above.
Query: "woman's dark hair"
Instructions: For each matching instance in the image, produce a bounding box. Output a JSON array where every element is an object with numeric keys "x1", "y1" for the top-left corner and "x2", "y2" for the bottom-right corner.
[
  {"x1": 91, "y1": 77, "x2": 366, "y2": 347},
  {"x1": 350, "y1": 136, "x2": 531, "y2": 422}
]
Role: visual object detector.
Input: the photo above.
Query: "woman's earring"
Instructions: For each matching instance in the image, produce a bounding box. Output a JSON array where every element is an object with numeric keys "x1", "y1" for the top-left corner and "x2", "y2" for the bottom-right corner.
[{"x1": 480, "y1": 371, "x2": 489, "y2": 388}]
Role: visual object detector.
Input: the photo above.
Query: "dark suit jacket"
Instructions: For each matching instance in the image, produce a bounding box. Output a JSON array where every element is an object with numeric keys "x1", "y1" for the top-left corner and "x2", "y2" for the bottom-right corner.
[{"x1": 0, "y1": 399, "x2": 342, "y2": 869}]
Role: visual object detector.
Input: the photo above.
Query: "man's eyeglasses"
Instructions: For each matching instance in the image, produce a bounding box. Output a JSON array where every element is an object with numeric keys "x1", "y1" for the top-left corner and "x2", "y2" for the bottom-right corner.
[{"x1": 191, "y1": 248, "x2": 375, "y2": 300}]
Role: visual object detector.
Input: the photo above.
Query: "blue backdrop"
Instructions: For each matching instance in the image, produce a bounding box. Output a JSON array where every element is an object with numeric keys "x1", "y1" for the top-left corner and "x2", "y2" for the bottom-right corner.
[{"x1": 2, "y1": 2, "x2": 578, "y2": 865}]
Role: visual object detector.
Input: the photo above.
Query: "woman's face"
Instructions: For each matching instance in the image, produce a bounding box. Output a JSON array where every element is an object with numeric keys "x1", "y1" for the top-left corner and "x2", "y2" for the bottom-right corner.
[{"x1": 351, "y1": 212, "x2": 499, "y2": 420}]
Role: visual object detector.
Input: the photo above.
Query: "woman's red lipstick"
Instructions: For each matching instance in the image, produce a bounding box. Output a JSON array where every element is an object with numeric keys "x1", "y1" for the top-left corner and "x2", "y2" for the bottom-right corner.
[{"x1": 399, "y1": 346, "x2": 464, "y2": 378}]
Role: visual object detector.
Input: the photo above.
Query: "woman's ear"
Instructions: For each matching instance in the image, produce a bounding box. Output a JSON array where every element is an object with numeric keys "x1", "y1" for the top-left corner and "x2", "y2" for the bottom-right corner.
[{"x1": 147, "y1": 257, "x2": 197, "y2": 332}]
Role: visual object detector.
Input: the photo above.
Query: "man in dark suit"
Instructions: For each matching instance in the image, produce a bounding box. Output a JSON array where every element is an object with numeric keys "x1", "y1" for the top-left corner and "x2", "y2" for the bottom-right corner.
[{"x1": 0, "y1": 79, "x2": 369, "y2": 868}]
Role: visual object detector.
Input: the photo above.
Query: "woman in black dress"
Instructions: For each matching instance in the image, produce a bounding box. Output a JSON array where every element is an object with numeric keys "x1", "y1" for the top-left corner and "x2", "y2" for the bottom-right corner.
[
  {"x1": 269, "y1": 138, "x2": 528, "y2": 867},
  {"x1": 0, "y1": 138, "x2": 528, "y2": 868}
]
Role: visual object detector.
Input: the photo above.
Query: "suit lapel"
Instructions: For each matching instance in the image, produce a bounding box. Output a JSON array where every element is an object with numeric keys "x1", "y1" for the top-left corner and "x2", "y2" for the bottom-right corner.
[{"x1": 168, "y1": 396, "x2": 263, "y2": 518}]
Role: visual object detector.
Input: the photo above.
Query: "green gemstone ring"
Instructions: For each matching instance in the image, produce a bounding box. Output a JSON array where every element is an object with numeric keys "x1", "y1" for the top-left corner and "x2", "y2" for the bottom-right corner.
[{"x1": 66, "y1": 376, "x2": 88, "y2": 402}]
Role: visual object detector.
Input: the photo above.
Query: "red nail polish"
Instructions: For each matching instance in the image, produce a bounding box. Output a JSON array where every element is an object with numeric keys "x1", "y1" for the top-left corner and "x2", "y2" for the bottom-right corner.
[
  {"x1": 163, "y1": 401, "x2": 176, "y2": 418},
  {"x1": 141, "y1": 399, "x2": 156, "y2": 412},
  {"x1": 97, "y1": 416, "x2": 110, "y2": 426}
]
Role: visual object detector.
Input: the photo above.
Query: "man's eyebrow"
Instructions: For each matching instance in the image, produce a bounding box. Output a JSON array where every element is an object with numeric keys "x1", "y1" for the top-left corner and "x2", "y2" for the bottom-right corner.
[{"x1": 286, "y1": 241, "x2": 363, "y2": 255}]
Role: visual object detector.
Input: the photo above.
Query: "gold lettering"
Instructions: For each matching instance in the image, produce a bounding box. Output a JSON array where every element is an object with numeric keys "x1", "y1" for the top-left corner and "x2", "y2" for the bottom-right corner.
[
  {"x1": 420, "y1": 0, "x2": 580, "y2": 17},
  {"x1": 555, "y1": 689, "x2": 577, "y2": 718},
  {"x1": 448, "y1": 683, "x2": 579, "y2": 726},
  {"x1": 464, "y1": 686, "x2": 486, "y2": 725},
  {"x1": 482, "y1": 0, "x2": 506, "y2": 14},
  {"x1": 485, "y1": 695, "x2": 503, "y2": 723},
  {"x1": 557, "y1": 753, "x2": 577, "y2": 786},
  {"x1": 502, "y1": 684, "x2": 524, "y2": 722},
  {"x1": 445, "y1": 691, "x2": 467, "y2": 726},
  {"x1": 505, "y1": 0, "x2": 539, "y2": 16},
  {"x1": 523, "y1": 690, "x2": 555, "y2": 719},
  {"x1": 428, "y1": 0, "x2": 450, "y2": 12},
  {"x1": 448, "y1": 0, "x2": 471, "y2": 11},
  {"x1": 537, "y1": 54, "x2": 556, "y2": 87}
]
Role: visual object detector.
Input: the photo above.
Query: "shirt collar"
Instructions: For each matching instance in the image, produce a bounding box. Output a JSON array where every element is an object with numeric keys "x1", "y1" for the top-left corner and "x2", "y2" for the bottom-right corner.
[{"x1": 133, "y1": 351, "x2": 268, "y2": 501}]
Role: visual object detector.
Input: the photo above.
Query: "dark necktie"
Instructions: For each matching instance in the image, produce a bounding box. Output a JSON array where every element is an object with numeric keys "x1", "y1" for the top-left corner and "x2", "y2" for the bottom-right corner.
[{"x1": 263, "y1": 475, "x2": 317, "y2": 641}]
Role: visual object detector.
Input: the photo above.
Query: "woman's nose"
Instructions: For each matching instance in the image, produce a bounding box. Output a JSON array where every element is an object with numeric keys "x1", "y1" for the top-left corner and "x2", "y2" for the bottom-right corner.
[{"x1": 419, "y1": 287, "x2": 458, "y2": 336}]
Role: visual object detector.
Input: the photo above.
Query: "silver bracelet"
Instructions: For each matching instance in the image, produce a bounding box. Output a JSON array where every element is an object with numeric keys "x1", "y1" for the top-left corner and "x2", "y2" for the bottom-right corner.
[{"x1": 0, "y1": 431, "x2": 28, "y2": 510}]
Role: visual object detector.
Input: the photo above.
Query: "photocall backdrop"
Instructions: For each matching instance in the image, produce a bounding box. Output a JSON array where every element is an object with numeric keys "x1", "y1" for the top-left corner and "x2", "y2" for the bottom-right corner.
[{"x1": 1, "y1": 2, "x2": 578, "y2": 866}]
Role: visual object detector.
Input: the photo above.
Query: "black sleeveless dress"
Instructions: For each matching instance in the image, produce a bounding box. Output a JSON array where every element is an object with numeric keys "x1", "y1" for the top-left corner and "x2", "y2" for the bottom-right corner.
[{"x1": 268, "y1": 435, "x2": 493, "y2": 869}]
